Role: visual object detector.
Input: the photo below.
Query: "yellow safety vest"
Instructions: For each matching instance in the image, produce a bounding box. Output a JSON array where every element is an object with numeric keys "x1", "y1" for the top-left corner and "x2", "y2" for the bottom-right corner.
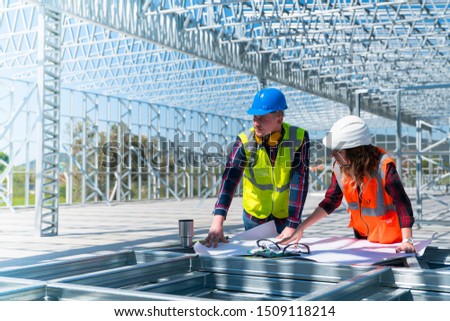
[{"x1": 239, "y1": 123, "x2": 305, "y2": 219}]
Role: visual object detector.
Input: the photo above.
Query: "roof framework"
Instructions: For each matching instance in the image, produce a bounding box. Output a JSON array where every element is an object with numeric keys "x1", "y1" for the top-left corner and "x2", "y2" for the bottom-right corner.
[
  {"x1": 1, "y1": 0, "x2": 449, "y2": 130},
  {"x1": 1, "y1": 1, "x2": 450, "y2": 236}
]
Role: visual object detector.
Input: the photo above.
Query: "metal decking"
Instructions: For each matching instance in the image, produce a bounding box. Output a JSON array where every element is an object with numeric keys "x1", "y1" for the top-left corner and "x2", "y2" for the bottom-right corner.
[{"x1": 0, "y1": 248, "x2": 449, "y2": 301}]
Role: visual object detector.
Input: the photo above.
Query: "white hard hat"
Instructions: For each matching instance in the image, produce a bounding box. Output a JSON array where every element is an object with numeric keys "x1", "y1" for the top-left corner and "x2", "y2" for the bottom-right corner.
[{"x1": 322, "y1": 115, "x2": 372, "y2": 150}]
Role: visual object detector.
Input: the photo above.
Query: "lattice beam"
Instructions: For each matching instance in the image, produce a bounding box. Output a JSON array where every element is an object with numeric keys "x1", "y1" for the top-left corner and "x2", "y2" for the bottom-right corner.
[{"x1": 34, "y1": 5, "x2": 62, "y2": 237}]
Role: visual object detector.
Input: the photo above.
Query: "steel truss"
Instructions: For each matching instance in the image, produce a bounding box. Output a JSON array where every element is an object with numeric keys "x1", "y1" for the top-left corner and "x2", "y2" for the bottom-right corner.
[
  {"x1": 0, "y1": 81, "x2": 249, "y2": 203},
  {"x1": 2, "y1": 0, "x2": 401, "y2": 131},
  {"x1": 40, "y1": 0, "x2": 450, "y2": 128},
  {"x1": 60, "y1": 89, "x2": 249, "y2": 202},
  {"x1": 1, "y1": 1, "x2": 449, "y2": 235}
]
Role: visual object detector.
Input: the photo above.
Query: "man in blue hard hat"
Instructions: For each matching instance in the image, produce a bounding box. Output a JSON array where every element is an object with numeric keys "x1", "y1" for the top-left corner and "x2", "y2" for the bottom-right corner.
[{"x1": 204, "y1": 87, "x2": 310, "y2": 247}]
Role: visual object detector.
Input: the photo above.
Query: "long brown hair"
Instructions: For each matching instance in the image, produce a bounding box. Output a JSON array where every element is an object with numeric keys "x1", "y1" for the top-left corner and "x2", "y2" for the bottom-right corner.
[{"x1": 340, "y1": 145, "x2": 381, "y2": 189}]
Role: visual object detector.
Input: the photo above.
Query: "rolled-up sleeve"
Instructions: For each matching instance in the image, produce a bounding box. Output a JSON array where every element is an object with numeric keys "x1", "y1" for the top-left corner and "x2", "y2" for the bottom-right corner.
[
  {"x1": 318, "y1": 172, "x2": 343, "y2": 214},
  {"x1": 384, "y1": 163, "x2": 415, "y2": 228}
]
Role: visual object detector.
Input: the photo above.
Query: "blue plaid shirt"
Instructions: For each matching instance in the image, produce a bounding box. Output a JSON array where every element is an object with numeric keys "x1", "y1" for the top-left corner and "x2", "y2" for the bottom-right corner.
[{"x1": 213, "y1": 130, "x2": 310, "y2": 229}]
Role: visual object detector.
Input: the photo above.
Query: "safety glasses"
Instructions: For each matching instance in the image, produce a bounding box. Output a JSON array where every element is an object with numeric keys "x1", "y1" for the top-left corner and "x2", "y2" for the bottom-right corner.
[{"x1": 253, "y1": 238, "x2": 310, "y2": 257}]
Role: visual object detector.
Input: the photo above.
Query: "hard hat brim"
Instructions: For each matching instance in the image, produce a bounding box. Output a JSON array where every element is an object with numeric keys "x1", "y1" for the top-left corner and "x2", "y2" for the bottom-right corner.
[
  {"x1": 247, "y1": 105, "x2": 287, "y2": 115},
  {"x1": 247, "y1": 107, "x2": 274, "y2": 115}
]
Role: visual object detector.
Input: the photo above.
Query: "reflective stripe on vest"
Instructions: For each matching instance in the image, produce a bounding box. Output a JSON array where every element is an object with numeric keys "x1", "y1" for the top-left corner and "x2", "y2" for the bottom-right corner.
[
  {"x1": 333, "y1": 151, "x2": 402, "y2": 243},
  {"x1": 239, "y1": 123, "x2": 305, "y2": 219},
  {"x1": 334, "y1": 154, "x2": 396, "y2": 217}
]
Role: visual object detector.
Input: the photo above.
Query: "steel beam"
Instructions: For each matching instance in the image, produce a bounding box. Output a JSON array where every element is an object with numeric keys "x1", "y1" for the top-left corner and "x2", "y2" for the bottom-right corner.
[{"x1": 41, "y1": 0, "x2": 425, "y2": 127}]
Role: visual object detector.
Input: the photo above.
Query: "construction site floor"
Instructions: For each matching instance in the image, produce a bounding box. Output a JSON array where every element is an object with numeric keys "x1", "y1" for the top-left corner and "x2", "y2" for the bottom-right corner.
[{"x1": 0, "y1": 193, "x2": 448, "y2": 269}]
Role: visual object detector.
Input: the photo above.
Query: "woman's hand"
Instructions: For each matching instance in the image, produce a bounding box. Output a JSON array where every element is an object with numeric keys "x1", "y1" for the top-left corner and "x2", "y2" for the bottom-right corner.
[
  {"x1": 278, "y1": 228, "x2": 304, "y2": 245},
  {"x1": 277, "y1": 226, "x2": 296, "y2": 240},
  {"x1": 395, "y1": 242, "x2": 416, "y2": 254}
]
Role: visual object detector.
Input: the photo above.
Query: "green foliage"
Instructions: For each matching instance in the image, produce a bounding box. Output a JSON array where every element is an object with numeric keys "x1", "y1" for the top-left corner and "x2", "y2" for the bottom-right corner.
[
  {"x1": 0, "y1": 152, "x2": 9, "y2": 172},
  {"x1": 68, "y1": 119, "x2": 153, "y2": 202},
  {"x1": 1, "y1": 120, "x2": 219, "y2": 206}
]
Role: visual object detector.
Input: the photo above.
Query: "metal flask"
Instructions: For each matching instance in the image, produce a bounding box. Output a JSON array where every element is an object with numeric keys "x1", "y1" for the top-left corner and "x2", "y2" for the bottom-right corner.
[{"x1": 178, "y1": 219, "x2": 194, "y2": 248}]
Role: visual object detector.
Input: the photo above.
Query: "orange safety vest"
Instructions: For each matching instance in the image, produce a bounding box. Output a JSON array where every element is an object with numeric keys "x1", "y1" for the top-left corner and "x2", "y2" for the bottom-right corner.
[{"x1": 333, "y1": 150, "x2": 402, "y2": 244}]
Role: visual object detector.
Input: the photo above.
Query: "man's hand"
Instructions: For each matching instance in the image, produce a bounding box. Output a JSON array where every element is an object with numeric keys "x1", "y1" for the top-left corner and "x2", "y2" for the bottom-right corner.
[{"x1": 204, "y1": 215, "x2": 228, "y2": 248}]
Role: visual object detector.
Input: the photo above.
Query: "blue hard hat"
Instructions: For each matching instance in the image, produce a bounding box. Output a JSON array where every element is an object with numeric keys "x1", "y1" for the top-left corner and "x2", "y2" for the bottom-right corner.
[{"x1": 247, "y1": 88, "x2": 288, "y2": 115}]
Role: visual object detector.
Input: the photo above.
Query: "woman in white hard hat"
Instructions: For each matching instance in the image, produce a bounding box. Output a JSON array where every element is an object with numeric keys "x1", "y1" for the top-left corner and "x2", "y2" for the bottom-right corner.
[{"x1": 280, "y1": 115, "x2": 416, "y2": 253}]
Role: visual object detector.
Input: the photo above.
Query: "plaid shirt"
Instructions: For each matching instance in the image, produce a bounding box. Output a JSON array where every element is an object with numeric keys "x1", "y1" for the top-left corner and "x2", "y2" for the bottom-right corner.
[
  {"x1": 319, "y1": 162, "x2": 415, "y2": 228},
  {"x1": 213, "y1": 129, "x2": 310, "y2": 229}
]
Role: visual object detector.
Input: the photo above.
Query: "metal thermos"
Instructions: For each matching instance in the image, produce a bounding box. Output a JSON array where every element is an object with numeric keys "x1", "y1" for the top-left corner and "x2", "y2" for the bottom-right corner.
[{"x1": 178, "y1": 219, "x2": 194, "y2": 248}]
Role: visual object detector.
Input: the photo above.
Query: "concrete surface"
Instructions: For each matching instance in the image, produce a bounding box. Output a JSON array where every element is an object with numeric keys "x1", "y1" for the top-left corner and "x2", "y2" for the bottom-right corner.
[{"x1": 0, "y1": 192, "x2": 448, "y2": 269}]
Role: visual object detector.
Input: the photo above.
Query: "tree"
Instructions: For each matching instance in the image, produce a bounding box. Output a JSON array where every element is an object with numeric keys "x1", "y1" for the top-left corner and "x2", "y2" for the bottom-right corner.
[
  {"x1": 0, "y1": 152, "x2": 9, "y2": 173},
  {"x1": 67, "y1": 120, "x2": 152, "y2": 202}
]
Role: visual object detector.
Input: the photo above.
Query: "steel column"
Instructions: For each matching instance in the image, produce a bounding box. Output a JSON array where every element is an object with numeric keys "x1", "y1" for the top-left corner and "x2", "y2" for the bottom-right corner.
[
  {"x1": 396, "y1": 91, "x2": 403, "y2": 180},
  {"x1": 416, "y1": 120, "x2": 423, "y2": 221},
  {"x1": 35, "y1": 5, "x2": 62, "y2": 237}
]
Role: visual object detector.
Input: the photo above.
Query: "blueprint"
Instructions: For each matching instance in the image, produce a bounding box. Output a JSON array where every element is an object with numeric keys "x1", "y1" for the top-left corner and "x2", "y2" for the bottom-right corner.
[{"x1": 193, "y1": 221, "x2": 435, "y2": 265}]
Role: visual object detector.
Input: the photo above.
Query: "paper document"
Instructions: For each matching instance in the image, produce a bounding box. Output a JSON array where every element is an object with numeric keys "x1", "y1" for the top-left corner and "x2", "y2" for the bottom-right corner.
[{"x1": 193, "y1": 221, "x2": 436, "y2": 265}]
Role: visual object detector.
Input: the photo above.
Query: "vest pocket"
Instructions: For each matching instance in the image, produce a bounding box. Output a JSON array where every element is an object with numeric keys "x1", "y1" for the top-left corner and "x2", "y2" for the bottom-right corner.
[{"x1": 375, "y1": 212, "x2": 402, "y2": 244}]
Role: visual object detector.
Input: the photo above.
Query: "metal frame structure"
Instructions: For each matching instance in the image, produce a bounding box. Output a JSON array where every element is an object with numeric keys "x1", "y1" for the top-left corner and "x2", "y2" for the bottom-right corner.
[
  {"x1": 34, "y1": 5, "x2": 62, "y2": 236},
  {"x1": 0, "y1": 249, "x2": 449, "y2": 301},
  {"x1": 0, "y1": 0, "x2": 449, "y2": 236},
  {"x1": 59, "y1": 89, "x2": 248, "y2": 202},
  {"x1": 42, "y1": 0, "x2": 450, "y2": 126},
  {"x1": 415, "y1": 118, "x2": 450, "y2": 223}
]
